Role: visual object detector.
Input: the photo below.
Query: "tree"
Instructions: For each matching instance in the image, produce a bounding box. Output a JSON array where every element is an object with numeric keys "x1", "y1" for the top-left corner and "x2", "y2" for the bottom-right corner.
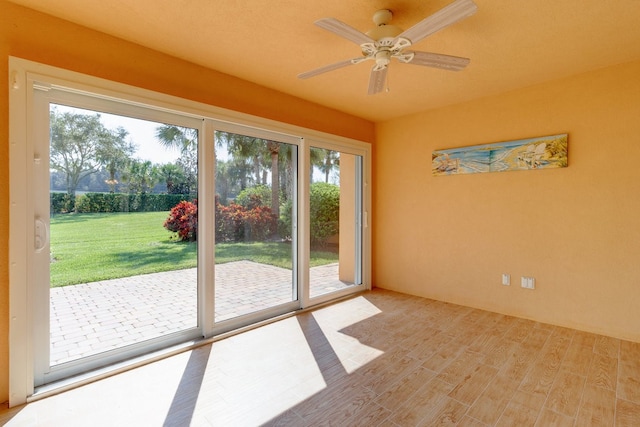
[
  {"x1": 276, "y1": 144, "x2": 295, "y2": 207},
  {"x1": 311, "y1": 147, "x2": 340, "y2": 183},
  {"x1": 216, "y1": 132, "x2": 288, "y2": 217},
  {"x1": 216, "y1": 131, "x2": 263, "y2": 189},
  {"x1": 158, "y1": 163, "x2": 186, "y2": 194},
  {"x1": 50, "y1": 109, "x2": 111, "y2": 199},
  {"x1": 121, "y1": 159, "x2": 158, "y2": 194},
  {"x1": 215, "y1": 160, "x2": 232, "y2": 203},
  {"x1": 176, "y1": 148, "x2": 198, "y2": 195},
  {"x1": 156, "y1": 125, "x2": 197, "y2": 152},
  {"x1": 266, "y1": 140, "x2": 280, "y2": 216},
  {"x1": 95, "y1": 126, "x2": 136, "y2": 193},
  {"x1": 156, "y1": 124, "x2": 198, "y2": 194}
]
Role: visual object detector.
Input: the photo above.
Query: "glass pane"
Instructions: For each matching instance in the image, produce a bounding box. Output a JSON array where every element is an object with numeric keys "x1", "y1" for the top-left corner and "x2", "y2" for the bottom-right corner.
[
  {"x1": 49, "y1": 104, "x2": 198, "y2": 366},
  {"x1": 309, "y1": 147, "x2": 362, "y2": 298},
  {"x1": 214, "y1": 131, "x2": 296, "y2": 322}
]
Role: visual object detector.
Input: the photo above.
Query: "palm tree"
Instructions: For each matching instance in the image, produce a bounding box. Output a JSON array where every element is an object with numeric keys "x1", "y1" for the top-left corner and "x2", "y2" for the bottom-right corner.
[
  {"x1": 310, "y1": 147, "x2": 340, "y2": 183},
  {"x1": 266, "y1": 140, "x2": 280, "y2": 216},
  {"x1": 155, "y1": 124, "x2": 198, "y2": 194},
  {"x1": 279, "y1": 144, "x2": 295, "y2": 204},
  {"x1": 216, "y1": 132, "x2": 293, "y2": 217},
  {"x1": 122, "y1": 160, "x2": 158, "y2": 194},
  {"x1": 155, "y1": 125, "x2": 197, "y2": 152},
  {"x1": 217, "y1": 131, "x2": 265, "y2": 186},
  {"x1": 158, "y1": 163, "x2": 185, "y2": 194},
  {"x1": 96, "y1": 126, "x2": 136, "y2": 193},
  {"x1": 320, "y1": 150, "x2": 339, "y2": 183}
]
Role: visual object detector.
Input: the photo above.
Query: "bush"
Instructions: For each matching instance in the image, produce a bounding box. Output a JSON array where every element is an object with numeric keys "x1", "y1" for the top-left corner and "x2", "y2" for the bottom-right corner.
[
  {"x1": 215, "y1": 200, "x2": 245, "y2": 242},
  {"x1": 75, "y1": 192, "x2": 123, "y2": 213},
  {"x1": 55, "y1": 192, "x2": 193, "y2": 214},
  {"x1": 236, "y1": 185, "x2": 272, "y2": 209},
  {"x1": 278, "y1": 198, "x2": 293, "y2": 240},
  {"x1": 215, "y1": 195, "x2": 277, "y2": 242},
  {"x1": 278, "y1": 182, "x2": 340, "y2": 246},
  {"x1": 164, "y1": 197, "x2": 277, "y2": 243},
  {"x1": 243, "y1": 205, "x2": 278, "y2": 241},
  {"x1": 164, "y1": 200, "x2": 198, "y2": 242},
  {"x1": 309, "y1": 182, "x2": 340, "y2": 247},
  {"x1": 50, "y1": 193, "x2": 75, "y2": 214}
]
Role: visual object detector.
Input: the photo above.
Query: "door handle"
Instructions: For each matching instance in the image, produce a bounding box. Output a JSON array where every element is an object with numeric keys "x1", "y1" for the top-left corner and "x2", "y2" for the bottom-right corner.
[{"x1": 35, "y1": 218, "x2": 49, "y2": 252}]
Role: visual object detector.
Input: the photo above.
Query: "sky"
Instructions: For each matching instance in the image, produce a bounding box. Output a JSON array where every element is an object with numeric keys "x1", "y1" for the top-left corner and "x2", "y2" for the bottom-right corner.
[
  {"x1": 50, "y1": 103, "x2": 336, "y2": 182},
  {"x1": 52, "y1": 103, "x2": 182, "y2": 164}
]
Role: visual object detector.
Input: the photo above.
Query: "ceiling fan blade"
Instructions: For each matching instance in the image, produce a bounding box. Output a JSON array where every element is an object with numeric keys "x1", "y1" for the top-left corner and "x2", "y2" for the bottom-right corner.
[
  {"x1": 298, "y1": 58, "x2": 360, "y2": 79},
  {"x1": 315, "y1": 18, "x2": 375, "y2": 46},
  {"x1": 405, "y1": 51, "x2": 470, "y2": 71},
  {"x1": 368, "y1": 66, "x2": 388, "y2": 95},
  {"x1": 394, "y1": 0, "x2": 478, "y2": 46}
]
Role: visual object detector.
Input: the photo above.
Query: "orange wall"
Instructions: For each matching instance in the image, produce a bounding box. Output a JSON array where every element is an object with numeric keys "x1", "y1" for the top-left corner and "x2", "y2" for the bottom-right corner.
[
  {"x1": 0, "y1": 0, "x2": 374, "y2": 404},
  {"x1": 374, "y1": 59, "x2": 640, "y2": 343}
]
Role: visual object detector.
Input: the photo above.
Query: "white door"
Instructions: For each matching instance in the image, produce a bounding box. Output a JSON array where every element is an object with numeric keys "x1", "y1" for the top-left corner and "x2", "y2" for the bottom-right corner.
[
  {"x1": 33, "y1": 87, "x2": 207, "y2": 386},
  {"x1": 9, "y1": 59, "x2": 369, "y2": 401},
  {"x1": 305, "y1": 143, "x2": 366, "y2": 305}
]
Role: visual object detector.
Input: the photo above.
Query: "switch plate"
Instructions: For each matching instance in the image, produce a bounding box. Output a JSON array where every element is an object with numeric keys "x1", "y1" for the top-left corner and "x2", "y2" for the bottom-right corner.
[
  {"x1": 502, "y1": 274, "x2": 510, "y2": 286},
  {"x1": 521, "y1": 276, "x2": 535, "y2": 289}
]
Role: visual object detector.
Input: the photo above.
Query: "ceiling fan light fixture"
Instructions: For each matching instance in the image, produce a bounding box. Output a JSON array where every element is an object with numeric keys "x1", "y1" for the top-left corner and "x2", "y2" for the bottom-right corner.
[{"x1": 375, "y1": 50, "x2": 391, "y2": 67}]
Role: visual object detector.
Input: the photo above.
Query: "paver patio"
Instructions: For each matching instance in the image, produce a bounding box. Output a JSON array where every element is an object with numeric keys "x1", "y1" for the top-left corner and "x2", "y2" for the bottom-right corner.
[{"x1": 50, "y1": 261, "x2": 352, "y2": 365}]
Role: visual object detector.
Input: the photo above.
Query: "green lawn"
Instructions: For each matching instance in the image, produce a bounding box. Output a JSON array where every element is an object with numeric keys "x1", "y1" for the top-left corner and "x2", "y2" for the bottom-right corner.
[{"x1": 50, "y1": 212, "x2": 338, "y2": 287}]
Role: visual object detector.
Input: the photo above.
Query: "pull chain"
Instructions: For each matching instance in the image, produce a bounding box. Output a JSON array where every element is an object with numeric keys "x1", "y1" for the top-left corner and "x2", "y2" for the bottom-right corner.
[{"x1": 386, "y1": 66, "x2": 391, "y2": 93}]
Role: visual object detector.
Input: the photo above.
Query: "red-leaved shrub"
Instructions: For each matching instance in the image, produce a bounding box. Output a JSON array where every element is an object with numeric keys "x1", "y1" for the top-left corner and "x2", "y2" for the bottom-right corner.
[
  {"x1": 164, "y1": 200, "x2": 198, "y2": 241},
  {"x1": 165, "y1": 197, "x2": 277, "y2": 243},
  {"x1": 214, "y1": 195, "x2": 277, "y2": 242},
  {"x1": 242, "y1": 205, "x2": 278, "y2": 241},
  {"x1": 215, "y1": 200, "x2": 246, "y2": 242}
]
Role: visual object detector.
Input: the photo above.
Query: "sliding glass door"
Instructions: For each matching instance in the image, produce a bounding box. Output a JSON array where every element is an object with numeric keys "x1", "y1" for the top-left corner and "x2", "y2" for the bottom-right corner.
[
  {"x1": 33, "y1": 90, "x2": 204, "y2": 386},
  {"x1": 32, "y1": 93, "x2": 366, "y2": 386},
  {"x1": 213, "y1": 128, "x2": 299, "y2": 327},
  {"x1": 308, "y1": 146, "x2": 364, "y2": 301},
  {"x1": 10, "y1": 58, "x2": 369, "y2": 399}
]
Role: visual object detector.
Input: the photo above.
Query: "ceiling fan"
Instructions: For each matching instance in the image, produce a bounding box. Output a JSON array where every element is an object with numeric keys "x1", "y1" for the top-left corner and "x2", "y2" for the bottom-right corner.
[{"x1": 298, "y1": 0, "x2": 478, "y2": 95}]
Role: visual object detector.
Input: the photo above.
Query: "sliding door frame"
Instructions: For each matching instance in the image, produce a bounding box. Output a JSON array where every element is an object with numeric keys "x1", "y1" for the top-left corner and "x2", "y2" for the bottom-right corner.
[
  {"x1": 208, "y1": 120, "x2": 303, "y2": 335},
  {"x1": 300, "y1": 138, "x2": 369, "y2": 308},
  {"x1": 31, "y1": 87, "x2": 211, "y2": 386},
  {"x1": 8, "y1": 56, "x2": 371, "y2": 407}
]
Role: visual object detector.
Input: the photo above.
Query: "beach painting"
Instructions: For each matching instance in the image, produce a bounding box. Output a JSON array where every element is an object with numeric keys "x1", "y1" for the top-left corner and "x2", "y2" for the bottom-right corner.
[{"x1": 432, "y1": 134, "x2": 568, "y2": 176}]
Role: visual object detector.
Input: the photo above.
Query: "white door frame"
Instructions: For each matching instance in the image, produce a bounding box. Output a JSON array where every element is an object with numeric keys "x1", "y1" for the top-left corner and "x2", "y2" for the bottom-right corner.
[
  {"x1": 32, "y1": 87, "x2": 210, "y2": 386},
  {"x1": 8, "y1": 56, "x2": 371, "y2": 407}
]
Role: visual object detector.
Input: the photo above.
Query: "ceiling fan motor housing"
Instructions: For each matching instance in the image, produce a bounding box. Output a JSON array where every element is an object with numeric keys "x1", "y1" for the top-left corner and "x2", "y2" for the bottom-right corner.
[{"x1": 366, "y1": 9, "x2": 403, "y2": 44}]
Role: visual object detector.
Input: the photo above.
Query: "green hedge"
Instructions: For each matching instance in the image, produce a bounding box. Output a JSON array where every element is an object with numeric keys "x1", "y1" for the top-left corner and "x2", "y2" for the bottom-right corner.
[
  {"x1": 279, "y1": 182, "x2": 339, "y2": 246},
  {"x1": 50, "y1": 193, "x2": 75, "y2": 214},
  {"x1": 51, "y1": 192, "x2": 194, "y2": 214},
  {"x1": 308, "y1": 182, "x2": 340, "y2": 246}
]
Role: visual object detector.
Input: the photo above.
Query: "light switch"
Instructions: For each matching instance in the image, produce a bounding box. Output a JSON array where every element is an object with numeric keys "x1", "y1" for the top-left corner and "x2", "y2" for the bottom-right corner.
[{"x1": 521, "y1": 276, "x2": 535, "y2": 289}]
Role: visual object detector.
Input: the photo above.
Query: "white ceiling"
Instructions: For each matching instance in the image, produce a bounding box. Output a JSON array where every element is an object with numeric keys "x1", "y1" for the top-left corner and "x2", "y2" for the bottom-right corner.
[{"x1": 9, "y1": 0, "x2": 640, "y2": 122}]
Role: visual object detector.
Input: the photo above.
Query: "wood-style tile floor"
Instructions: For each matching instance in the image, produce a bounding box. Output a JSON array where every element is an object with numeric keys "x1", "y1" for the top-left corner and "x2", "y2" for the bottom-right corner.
[{"x1": 2, "y1": 288, "x2": 639, "y2": 426}]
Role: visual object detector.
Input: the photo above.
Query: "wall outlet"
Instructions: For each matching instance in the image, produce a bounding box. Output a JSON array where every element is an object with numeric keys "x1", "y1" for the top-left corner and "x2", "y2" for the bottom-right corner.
[
  {"x1": 502, "y1": 274, "x2": 510, "y2": 286},
  {"x1": 521, "y1": 276, "x2": 535, "y2": 289}
]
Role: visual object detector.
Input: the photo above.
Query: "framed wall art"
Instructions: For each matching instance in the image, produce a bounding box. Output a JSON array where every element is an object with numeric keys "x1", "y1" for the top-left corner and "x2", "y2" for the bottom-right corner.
[{"x1": 432, "y1": 134, "x2": 568, "y2": 176}]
